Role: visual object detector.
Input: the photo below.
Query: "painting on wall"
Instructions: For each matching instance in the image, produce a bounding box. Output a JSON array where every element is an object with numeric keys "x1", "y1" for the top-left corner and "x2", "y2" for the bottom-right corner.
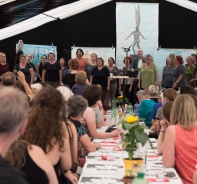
[
  {"x1": 72, "y1": 47, "x2": 115, "y2": 66},
  {"x1": 16, "y1": 43, "x2": 57, "y2": 67},
  {"x1": 116, "y1": 3, "x2": 159, "y2": 67}
]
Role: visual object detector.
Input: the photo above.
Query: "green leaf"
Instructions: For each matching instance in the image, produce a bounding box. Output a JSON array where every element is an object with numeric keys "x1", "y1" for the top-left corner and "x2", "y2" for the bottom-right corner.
[
  {"x1": 134, "y1": 130, "x2": 149, "y2": 146},
  {"x1": 123, "y1": 122, "x2": 139, "y2": 130}
]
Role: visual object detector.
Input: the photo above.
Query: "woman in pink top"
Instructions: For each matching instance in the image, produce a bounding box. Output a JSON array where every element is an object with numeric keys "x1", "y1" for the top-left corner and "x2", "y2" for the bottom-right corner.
[
  {"x1": 75, "y1": 48, "x2": 88, "y2": 71},
  {"x1": 162, "y1": 94, "x2": 197, "y2": 184}
]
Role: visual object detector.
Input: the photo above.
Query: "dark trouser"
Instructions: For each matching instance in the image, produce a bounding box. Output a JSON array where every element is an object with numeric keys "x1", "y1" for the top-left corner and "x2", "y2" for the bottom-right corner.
[
  {"x1": 105, "y1": 83, "x2": 117, "y2": 106},
  {"x1": 101, "y1": 89, "x2": 107, "y2": 105},
  {"x1": 45, "y1": 81, "x2": 59, "y2": 88},
  {"x1": 132, "y1": 80, "x2": 140, "y2": 106}
]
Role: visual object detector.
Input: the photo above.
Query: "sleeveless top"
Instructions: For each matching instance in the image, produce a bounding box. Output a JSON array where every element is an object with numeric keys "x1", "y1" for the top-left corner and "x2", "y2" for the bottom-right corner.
[
  {"x1": 21, "y1": 149, "x2": 49, "y2": 184},
  {"x1": 175, "y1": 124, "x2": 197, "y2": 184}
]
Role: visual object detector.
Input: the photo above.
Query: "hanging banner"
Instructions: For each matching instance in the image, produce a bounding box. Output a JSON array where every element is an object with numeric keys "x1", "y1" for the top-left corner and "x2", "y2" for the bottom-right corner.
[
  {"x1": 116, "y1": 3, "x2": 159, "y2": 67},
  {"x1": 16, "y1": 43, "x2": 57, "y2": 67}
]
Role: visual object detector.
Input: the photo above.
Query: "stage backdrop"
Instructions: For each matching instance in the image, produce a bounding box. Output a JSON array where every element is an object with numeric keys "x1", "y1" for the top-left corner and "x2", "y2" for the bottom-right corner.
[
  {"x1": 72, "y1": 47, "x2": 115, "y2": 66},
  {"x1": 116, "y1": 2, "x2": 159, "y2": 67},
  {"x1": 154, "y1": 48, "x2": 195, "y2": 83},
  {"x1": 16, "y1": 43, "x2": 57, "y2": 67}
]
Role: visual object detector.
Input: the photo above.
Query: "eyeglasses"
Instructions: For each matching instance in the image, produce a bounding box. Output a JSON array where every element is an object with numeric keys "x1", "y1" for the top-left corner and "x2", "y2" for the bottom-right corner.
[{"x1": 108, "y1": 60, "x2": 113, "y2": 61}]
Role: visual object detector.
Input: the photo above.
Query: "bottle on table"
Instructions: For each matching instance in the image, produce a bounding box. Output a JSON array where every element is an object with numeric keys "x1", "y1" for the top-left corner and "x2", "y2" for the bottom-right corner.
[
  {"x1": 132, "y1": 172, "x2": 148, "y2": 184},
  {"x1": 134, "y1": 102, "x2": 139, "y2": 116}
]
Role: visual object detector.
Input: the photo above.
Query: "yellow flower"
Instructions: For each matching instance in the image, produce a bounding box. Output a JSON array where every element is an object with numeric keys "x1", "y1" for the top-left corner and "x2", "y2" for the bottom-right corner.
[
  {"x1": 117, "y1": 96, "x2": 123, "y2": 99},
  {"x1": 125, "y1": 115, "x2": 138, "y2": 123}
]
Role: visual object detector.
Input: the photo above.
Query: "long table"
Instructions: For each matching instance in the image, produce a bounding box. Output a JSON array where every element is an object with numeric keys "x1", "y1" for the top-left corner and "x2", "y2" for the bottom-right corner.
[{"x1": 78, "y1": 116, "x2": 183, "y2": 184}]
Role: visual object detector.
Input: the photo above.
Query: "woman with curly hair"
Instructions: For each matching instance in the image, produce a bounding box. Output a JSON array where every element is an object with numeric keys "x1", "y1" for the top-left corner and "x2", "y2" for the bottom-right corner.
[{"x1": 21, "y1": 86, "x2": 78, "y2": 184}]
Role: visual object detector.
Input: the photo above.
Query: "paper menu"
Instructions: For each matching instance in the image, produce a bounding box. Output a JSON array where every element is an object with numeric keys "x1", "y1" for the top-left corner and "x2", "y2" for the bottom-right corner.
[
  {"x1": 82, "y1": 163, "x2": 124, "y2": 177},
  {"x1": 86, "y1": 156, "x2": 123, "y2": 165},
  {"x1": 79, "y1": 176, "x2": 123, "y2": 184}
]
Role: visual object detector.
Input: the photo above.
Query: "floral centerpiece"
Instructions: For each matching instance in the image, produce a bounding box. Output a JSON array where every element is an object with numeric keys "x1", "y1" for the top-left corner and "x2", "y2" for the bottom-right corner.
[
  {"x1": 120, "y1": 115, "x2": 150, "y2": 160},
  {"x1": 111, "y1": 96, "x2": 130, "y2": 109}
]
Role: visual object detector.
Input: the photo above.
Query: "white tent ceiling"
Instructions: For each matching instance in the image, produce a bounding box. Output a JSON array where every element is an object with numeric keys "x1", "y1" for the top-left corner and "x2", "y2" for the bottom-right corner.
[
  {"x1": 0, "y1": 0, "x2": 112, "y2": 41},
  {"x1": 0, "y1": 0, "x2": 196, "y2": 41}
]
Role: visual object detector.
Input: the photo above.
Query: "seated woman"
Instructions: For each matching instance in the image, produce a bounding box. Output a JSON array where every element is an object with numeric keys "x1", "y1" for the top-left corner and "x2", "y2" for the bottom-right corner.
[
  {"x1": 66, "y1": 95, "x2": 101, "y2": 156},
  {"x1": 83, "y1": 85, "x2": 119, "y2": 138},
  {"x1": 21, "y1": 87, "x2": 78, "y2": 184},
  {"x1": 136, "y1": 90, "x2": 155, "y2": 127},
  {"x1": 155, "y1": 88, "x2": 177, "y2": 134},
  {"x1": 72, "y1": 71, "x2": 89, "y2": 96},
  {"x1": 156, "y1": 101, "x2": 173, "y2": 154},
  {"x1": 5, "y1": 140, "x2": 58, "y2": 184},
  {"x1": 162, "y1": 95, "x2": 197, "y2": 184},
  {"x1": 148, "y1": 85, "x2": 159, "y2": 103}
]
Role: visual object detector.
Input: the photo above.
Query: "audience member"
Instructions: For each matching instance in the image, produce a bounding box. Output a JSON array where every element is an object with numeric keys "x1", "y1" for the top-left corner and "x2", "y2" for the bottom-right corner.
[
  {"x1": 83, "y1": 85, "x2": 119, "y2": 138},
  {"x1": 1, "y1": 72, "x2": 16, "y2": 86},
  {"x1": 148, "y1": 85, "x2": 159, "y2": 103},
  {"x1": 180, "y1": 85, "x2": 196, "y2": 95},
  {"x1": 5, "y1": 140, "x2": 58, "y2": 184},
  {"x1": 0, "y1": 87, "x2": 29, "y2": 184},
  {"x1": 162, "y1": 95, "x2": 197, "y2": 184},
  {"x1": 72, "y1": 71, "x2": 89, "y2": 96},
  {"x1": 136, "y1": 90, "x2": 155, "y2": 126},
  {"x1": 157, "y1": 101, "x2": 173, "y2": 154},
  {"x1": 155, "y1": 88, "x2": 177, "y2": 133},
  {"x1": 67, "y1": 96, "x2": 101, "y2": 156},
  {"x1": 21, "y1": 87, "x2": 77, "y2": 183}
]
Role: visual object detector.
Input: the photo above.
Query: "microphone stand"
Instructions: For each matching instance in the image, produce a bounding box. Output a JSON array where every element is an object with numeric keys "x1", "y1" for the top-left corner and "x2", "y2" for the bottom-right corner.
[{"x1": 62, "y1": 48, "x2": 73, "y2": 67}]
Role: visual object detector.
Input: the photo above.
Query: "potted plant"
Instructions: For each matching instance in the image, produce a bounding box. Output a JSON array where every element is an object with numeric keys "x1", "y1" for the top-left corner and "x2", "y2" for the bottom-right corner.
[{"x1": 120, "y1": 115, "x2": 152, "y2": 182}]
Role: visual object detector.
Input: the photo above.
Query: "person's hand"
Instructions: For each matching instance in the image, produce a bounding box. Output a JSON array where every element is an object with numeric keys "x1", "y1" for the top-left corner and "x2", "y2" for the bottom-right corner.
[
  {"x1": 65, "y1": 171, "x2": 78, "y2": 184},
  {"x1": 131, "y1": 68, "x2": 134, "y2": 72},
  {"x1": 17, "y1": 71, "x2": 26, "y2": 83},
  {"x1": 60, "y1": 81, "x2": 63, "y2": 85},
  {"x1": 137, "y1": 82, "x2": 141, "y2": 89},
  {"x1": 129, "y1": 85, "x2": 132, "y2": 92},
  {"x1": 107, "y1": 86, "x2": 110, "y2": 90},
  {"x1": 93, "y1": 142, "x2": 101, "y2": 149},
  {"x1": 150, "y1": 122, "x2": 157, "y2": 132},
  {"x1": 111, "y1": 129, "x2": 121, "y2": 137},
  {"x1": 189, "y1": 79, "x2": 195, "y2": 84},
  {"x1": 172, "y1": 83, "x2": 177, "y2": 89},
  {"x1": 160, "y1": 119, "x2": 169, "y2": 130}
]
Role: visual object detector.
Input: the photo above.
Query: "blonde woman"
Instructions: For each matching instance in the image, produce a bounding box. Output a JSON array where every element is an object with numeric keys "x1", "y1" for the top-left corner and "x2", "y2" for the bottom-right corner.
[{"x1": 162, "y1": 95, "x2": 197, "y2": 184}]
